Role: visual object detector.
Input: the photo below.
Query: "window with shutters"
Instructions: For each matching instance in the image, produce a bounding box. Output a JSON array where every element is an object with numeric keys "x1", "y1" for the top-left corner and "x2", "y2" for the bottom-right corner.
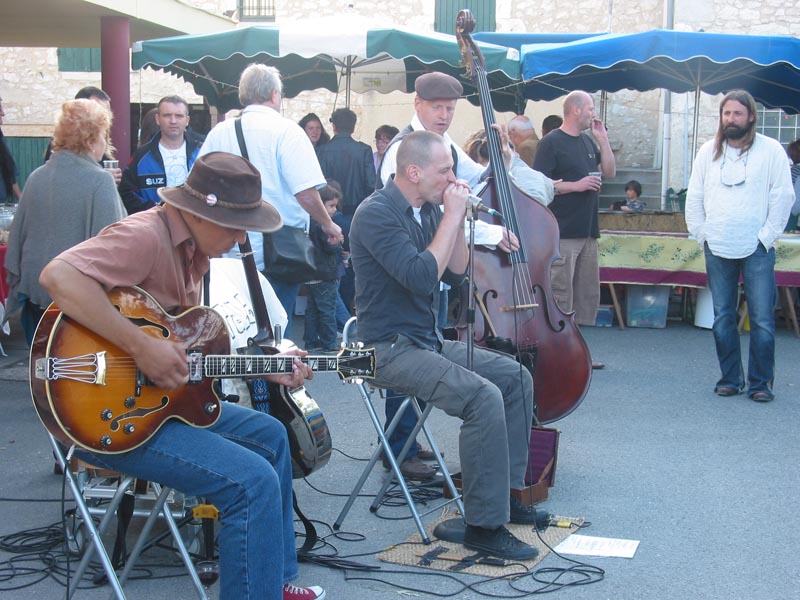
[
  {"x1": 238, "y1": 0, "x2": 276, "y2": 22},
  {"x1": 434, "y1": 0, "x2": 496, "y2": 35},
  {"x1": 57, "y1": 48, "x2": 101, "y2": 72}
]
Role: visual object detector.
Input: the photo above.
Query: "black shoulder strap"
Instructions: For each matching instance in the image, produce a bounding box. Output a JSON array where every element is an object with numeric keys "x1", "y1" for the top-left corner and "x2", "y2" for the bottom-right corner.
[
  {"x1": 293, "y1": 493, "x2": 319, "y2": 556},
  {"x1": 234, "y1": 117, "x2": 249, "y2": 160}
]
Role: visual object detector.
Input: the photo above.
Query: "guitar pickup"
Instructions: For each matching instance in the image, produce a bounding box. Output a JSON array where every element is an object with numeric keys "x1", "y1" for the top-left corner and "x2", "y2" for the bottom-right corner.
[{"x1": 187, "y1": 348, "x2": 203, "y2": 384}]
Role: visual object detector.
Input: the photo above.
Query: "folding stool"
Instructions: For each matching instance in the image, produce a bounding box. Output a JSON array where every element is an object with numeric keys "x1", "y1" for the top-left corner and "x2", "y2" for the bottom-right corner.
[
  {"x1": 333, "y1": 317, "x2": 464, "y2": 544},
  {"x1": 49, "y1": 433, "x2": 208, "y2": 600}
]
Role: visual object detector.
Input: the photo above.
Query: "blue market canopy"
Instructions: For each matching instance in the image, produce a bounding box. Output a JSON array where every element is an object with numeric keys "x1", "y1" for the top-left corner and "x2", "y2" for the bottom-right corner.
[
  {"x1": 520, "y1": 29, "x2": 800, "y2": 114},
  {"x1": 132, "y1": 16, "x2": 524, "y2": 112},
  {"x1": 472, "y1": 31, "x2": 604, "y2": 52}
]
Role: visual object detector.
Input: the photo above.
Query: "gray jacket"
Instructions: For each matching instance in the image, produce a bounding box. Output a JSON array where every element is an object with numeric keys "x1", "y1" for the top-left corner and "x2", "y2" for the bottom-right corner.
[{"x1": 4, "y1": 150, "x2": 125, "y2": 314}]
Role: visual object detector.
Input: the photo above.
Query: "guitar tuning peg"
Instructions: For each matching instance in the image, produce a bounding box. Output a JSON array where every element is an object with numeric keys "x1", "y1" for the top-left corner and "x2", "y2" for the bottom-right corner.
[{"x1": 356, "y1": 341, "x2": 364, "y2": 348}]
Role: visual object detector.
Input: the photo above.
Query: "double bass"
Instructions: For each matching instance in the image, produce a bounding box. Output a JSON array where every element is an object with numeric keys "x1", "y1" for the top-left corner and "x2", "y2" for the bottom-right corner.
[{"x1": 452, "y1": 10, "x2": 592, "y2": 423}]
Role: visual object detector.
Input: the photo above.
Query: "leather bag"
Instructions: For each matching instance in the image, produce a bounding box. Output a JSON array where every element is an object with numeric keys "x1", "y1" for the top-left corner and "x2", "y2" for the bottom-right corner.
[{"x1": 262, "y1": 226, "x2": 323, "y2": 283}]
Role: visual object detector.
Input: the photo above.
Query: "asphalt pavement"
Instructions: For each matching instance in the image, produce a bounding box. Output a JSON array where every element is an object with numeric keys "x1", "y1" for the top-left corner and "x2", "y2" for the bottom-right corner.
[{"x1": 1, "y1": 311, "x2": 798, "y2": 600}]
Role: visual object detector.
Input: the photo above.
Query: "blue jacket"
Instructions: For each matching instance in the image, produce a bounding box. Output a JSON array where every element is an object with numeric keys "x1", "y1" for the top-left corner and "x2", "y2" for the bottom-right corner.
[{"x1": 119, "y1": 129, "x2": 204, "y2": 214}]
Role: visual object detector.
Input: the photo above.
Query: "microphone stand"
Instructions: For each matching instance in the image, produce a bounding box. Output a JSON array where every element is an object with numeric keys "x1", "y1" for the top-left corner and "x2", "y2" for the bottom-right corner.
[{"x1": 465, "y1": 205, "x2": 478, "y2": 371}]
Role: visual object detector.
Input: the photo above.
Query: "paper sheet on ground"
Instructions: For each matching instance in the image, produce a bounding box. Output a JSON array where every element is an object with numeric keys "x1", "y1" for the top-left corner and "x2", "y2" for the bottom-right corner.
[{"x1": 554, "y1": 534, "x2": 640, "y2": 558}]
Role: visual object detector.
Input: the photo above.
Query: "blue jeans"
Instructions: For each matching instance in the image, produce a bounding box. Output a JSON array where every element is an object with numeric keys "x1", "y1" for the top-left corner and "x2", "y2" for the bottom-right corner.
[
  {"x1": 76, "y1": 403, "x2": 297, "y2": 600},
  {"x1": 384, "y1": 390, "x2": 423, "y2": 461},
  {"x1": 335, "y1": 290, "x2": 351, "y2": 331},
  {"x1": 303, "y1": 280, "x2": 337, "y2": 350},
  {"x1": 265, "y1": 277, "x2": 301, "y2": 340},
  {"x1": 704, "y1": 243, "x2": 776, "y2": 398}
]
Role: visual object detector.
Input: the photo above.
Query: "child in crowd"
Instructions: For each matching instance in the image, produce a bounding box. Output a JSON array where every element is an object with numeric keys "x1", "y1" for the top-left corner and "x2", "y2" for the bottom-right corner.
[
  {"x1": 327, "y1": 181, "x2": 352, "y2": 331},
  {"x1": 303, "y1": 184, "x2": 345, "y2": 352},
  {"x1": 612, "y1": 180, "x2": 646, "y2": 212}
]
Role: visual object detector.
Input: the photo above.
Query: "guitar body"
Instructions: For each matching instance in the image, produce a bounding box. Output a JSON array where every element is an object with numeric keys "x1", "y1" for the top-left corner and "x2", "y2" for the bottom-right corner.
[
  {"x1": 30, "y1": 287, "x2": 230, "y2": 453},
  {"x1": 268, "y1": 383, "x2": 332, "y2": 478},
  {"x1": 30, "y1": 285, "x2": 374, "y2": 465},
  {"x1": 235, "y1": 339, "x2": 333, "y2": 478}
]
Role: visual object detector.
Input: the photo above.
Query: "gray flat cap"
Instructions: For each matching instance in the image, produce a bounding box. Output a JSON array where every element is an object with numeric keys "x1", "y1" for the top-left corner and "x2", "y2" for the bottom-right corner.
[{"x1": 414, "y1": 72, "x2": 463, "y2": 100}]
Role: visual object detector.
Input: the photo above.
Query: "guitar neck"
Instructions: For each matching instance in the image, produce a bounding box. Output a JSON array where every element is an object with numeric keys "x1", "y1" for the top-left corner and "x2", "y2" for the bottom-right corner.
[{"x1": 204, "y1": 354, "x2": 341, "y2": 379}]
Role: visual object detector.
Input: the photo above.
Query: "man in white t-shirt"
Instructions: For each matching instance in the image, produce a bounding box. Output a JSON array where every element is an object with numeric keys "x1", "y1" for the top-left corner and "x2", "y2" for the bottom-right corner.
[
  {"x1": 119, "y1": 95, "x2": 205, "y2": 215},
  {"x1": 199, "y1": 64, "x2": 343, "y2": 337}
]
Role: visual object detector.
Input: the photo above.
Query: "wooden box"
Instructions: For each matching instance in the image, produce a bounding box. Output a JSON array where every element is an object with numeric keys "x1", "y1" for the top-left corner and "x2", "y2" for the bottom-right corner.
[{"x1": 444, "y1": 426, "x2": 560, "y2": 506}]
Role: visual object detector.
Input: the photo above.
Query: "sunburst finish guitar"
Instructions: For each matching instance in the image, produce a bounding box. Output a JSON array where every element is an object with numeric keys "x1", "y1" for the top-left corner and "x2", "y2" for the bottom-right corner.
[{"x1": 30, "y1": 287, "x2": 375, "y2": 455}]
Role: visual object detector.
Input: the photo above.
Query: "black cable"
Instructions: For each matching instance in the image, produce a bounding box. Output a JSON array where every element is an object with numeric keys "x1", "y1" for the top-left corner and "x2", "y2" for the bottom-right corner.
[
  {"x1": 330, "y1": 447, "x2": 371, "y2": 462},
  {"x1": 0, "y1": 497, "x2": 73, "y2": 503}
]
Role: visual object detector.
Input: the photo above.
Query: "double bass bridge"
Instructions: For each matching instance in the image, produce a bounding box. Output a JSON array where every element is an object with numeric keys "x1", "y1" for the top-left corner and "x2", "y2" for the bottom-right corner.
[{"x1": 499, "y1": 302, "x2": 539, "y2": 313}]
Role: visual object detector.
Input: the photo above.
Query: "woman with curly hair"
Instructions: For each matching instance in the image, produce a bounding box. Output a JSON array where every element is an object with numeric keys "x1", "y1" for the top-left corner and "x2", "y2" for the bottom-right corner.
[{"x1": 4, "y1": 99, "x2": 125, "y2": 343}]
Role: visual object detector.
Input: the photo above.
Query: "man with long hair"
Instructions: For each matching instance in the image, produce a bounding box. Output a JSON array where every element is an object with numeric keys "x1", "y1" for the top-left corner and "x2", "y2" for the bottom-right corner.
[{"x1": 685, "y1": 90, "x2": 794, "y2": 402}]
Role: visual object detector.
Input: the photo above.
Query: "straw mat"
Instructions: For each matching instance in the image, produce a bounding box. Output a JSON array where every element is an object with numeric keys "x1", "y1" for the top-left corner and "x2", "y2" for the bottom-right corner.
[{"x1": 377, "y1": 508, "x2": 585, "y2": 577}]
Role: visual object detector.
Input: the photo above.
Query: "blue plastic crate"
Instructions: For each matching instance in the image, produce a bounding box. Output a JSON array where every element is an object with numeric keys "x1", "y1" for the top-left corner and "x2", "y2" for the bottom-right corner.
[{"x1": 626, "y1": 285, "x2": 670, "y2": 328}]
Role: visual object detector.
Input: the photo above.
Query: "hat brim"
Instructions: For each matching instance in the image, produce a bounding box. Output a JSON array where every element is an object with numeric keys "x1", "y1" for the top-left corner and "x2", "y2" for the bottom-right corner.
[{"x1": 157, "y1": 186, "x2": 283, "y2": 233}]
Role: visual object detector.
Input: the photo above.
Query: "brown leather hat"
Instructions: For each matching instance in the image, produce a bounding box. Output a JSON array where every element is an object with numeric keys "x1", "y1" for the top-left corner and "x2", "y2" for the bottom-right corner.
[
  {"x1": 158, "y1": 152, "x2": 282, "y2": 232},
  {"x1": 414, "y1": 72, "x2": 464, "y2": 100}
]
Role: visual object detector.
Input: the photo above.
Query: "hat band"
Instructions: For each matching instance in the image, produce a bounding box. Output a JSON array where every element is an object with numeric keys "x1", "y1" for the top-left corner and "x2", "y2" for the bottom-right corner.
[{"x1": 183, "y1": 182, "x2": 262, "y2": 210}]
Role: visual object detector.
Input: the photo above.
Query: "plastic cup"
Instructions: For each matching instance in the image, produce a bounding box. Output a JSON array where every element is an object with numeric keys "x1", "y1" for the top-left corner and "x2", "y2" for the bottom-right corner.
[{"x1": 103, "y1": 160, "x2": 119, "y2": 170}]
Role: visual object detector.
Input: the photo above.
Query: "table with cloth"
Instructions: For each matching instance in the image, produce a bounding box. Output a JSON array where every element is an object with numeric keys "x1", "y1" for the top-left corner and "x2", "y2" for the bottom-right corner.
[{"x1": 597, "y1": 231, "x2": 800, "y2": 333}]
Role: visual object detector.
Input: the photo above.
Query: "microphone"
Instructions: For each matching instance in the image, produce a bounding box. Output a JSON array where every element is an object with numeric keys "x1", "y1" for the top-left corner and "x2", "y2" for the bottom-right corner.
[{"x1": 467, "y1": 194, "x2": 502, "y2": 218}]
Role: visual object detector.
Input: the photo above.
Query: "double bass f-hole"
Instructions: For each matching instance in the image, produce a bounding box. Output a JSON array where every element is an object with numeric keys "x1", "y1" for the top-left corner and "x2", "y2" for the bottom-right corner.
[{"x1": 454, "y1": 10, "x2": 592, "y2": 424}]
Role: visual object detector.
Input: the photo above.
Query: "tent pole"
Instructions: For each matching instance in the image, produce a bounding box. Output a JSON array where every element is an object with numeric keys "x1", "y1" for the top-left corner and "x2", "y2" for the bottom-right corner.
[
  {"x1": 660, "y1": 90, "x2": 671, "y2": 211},
  {"x1": 345, "y1": 56, "x2": 353, "y2": 108},
  {"x1": 691, "y1": 81, "x2": 701, "y2": 164}
]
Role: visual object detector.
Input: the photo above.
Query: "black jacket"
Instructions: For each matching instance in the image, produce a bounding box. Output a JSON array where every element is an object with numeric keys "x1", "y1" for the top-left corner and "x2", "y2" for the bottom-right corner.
[
  {"x1": 316, "y1": 134, "x2": 375, "y2": 215},
  {"x1": 118, "y1": 129, "x2": 205, "y2": 214}
]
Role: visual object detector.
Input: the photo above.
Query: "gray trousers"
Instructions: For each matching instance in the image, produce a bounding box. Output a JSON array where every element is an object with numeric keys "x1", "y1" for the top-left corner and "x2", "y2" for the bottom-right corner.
[{"x1": 370, "y1": 335, "x2": 533, "y2": 528}]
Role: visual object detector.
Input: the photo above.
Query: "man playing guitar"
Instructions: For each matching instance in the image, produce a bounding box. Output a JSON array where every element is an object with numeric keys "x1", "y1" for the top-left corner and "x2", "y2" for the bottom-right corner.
[{"x1": 39, "y1": 152, "x2": 326, "y2": 600}]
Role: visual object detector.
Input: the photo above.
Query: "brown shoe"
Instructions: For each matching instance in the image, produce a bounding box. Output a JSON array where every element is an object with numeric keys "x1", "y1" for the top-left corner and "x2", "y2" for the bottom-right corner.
[
  {"x1": 399, "y1": 456, "x2": 436, "y2": 480},
  {"x1": 416, "y1": 443, "x2": 439, "y2": 461}
]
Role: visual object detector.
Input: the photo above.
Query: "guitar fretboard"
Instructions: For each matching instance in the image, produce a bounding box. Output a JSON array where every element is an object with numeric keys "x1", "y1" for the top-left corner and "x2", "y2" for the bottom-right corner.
[{"x1": 204, "y1": 355, "x2": 340, "y2": 378}]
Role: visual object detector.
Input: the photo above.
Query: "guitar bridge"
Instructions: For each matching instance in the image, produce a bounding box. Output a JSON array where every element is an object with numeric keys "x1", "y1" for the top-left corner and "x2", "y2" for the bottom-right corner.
[{"x1": 35, "y1": 352, "x2": 107, "y2": 384}]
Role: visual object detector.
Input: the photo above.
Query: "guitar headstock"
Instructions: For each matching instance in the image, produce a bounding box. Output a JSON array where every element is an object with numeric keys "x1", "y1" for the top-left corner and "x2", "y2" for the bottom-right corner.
[{"x1": 335, "y1": 344, "x2": 376, "y2": 383}]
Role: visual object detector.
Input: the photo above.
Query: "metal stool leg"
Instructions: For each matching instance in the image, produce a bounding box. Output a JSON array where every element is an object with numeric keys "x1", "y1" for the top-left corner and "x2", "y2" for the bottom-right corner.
[
  {"x1": 117, "y1": 483, "x2": 207, "y2": 599},
  {"x1": 49, "y1": 435, "x2": 128, "y2": 600}
]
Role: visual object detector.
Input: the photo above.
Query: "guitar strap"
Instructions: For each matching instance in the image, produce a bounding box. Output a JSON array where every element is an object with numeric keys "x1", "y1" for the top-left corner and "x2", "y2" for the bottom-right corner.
[{"x1": 293, "y1": 493, "x2": 318, "y2": 557}]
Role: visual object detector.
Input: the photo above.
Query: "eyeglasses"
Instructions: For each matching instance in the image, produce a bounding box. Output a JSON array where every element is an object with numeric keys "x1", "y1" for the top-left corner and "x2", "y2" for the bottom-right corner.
[{"x1": 720, "y1": 145, "x2": 748, "y2": 187}]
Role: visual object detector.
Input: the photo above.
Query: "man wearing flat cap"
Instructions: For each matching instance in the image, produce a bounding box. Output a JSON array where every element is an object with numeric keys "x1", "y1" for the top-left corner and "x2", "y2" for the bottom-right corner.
[
  {"x1": 39, "y1": 152, "x2": 326, "y2": 600},
  {"x1": 374, "y1": 72, "x2": 555, "y2": 481}
]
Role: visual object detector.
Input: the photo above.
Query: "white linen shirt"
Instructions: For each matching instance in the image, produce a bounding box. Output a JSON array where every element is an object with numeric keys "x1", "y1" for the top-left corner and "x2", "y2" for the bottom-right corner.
[{"x1": 685, "y1": 133, "x2": 794, "y2": 259}]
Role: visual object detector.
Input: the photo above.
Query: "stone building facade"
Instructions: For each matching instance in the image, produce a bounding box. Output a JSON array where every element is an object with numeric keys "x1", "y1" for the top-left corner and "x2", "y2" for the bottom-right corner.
[{"x1": 1, "y1": 0, "x2": 797, "y2": 189}]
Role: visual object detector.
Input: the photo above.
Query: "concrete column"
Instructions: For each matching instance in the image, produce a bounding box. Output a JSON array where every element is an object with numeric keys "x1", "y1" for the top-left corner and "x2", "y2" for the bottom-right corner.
[{"x1": 101, "y1": 16, "x2": 131, "y2": 166}]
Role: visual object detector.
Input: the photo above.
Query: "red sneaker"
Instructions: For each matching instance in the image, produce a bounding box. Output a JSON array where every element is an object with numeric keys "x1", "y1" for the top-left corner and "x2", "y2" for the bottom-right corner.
[{"x1": 283, "y1": 583, "x2": 326, "y2": 600}]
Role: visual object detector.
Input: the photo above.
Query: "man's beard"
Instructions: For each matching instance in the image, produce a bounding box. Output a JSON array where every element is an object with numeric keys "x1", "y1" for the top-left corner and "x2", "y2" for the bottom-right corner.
[{"x1": 723, "y1": 121, "x2": 753, "y2": 140}]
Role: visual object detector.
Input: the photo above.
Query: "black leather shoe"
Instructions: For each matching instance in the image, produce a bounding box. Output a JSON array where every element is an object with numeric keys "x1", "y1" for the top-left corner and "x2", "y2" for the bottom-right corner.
[
  {"x1": 509, "y1": 494, "x2": 551, "y2": 529},
  {"x1": 464, "y1": 525, "x2": 539, "y2": 561}
]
